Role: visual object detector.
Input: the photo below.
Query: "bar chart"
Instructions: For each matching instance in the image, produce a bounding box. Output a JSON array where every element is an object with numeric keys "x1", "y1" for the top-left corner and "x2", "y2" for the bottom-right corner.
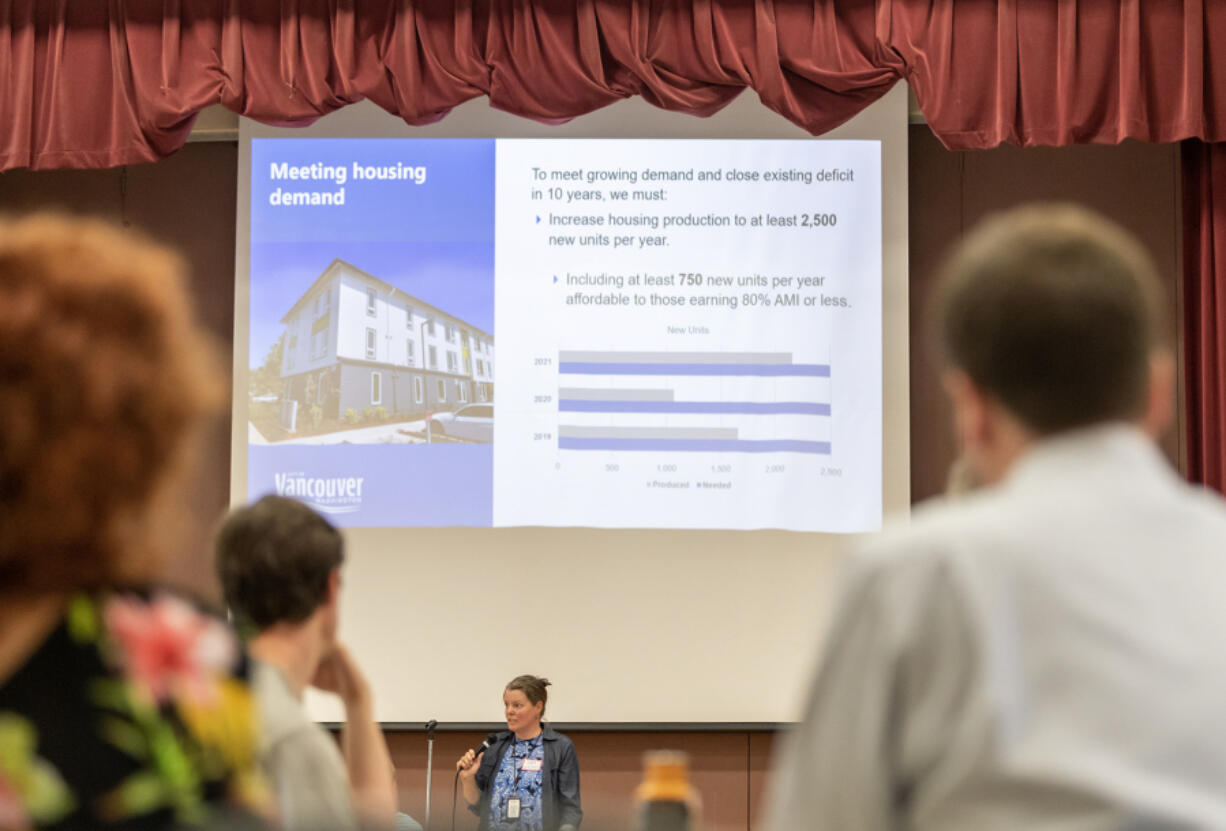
[{"x1": 556, "y1": 349, "x2": 832, "y2": 456}]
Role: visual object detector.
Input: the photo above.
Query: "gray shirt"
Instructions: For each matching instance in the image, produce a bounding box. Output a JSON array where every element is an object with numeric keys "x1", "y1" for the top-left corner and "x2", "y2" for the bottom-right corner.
[
  {"x1": 253, "y1": 660, "x2": 357, "y2": 831},
  {"x1": 766, "y1": 426, "x2": 1226, "y2": 830}
]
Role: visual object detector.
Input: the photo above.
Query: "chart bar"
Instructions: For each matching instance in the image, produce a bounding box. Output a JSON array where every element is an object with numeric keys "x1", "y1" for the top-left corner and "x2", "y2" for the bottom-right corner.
[
  {"x1": 558, "y1": 387, "x2": 675, "y2": 401},
  {"x1": 559, "y1": 350, "x2": 792, "y2": 364},
  {"x1": 559, "y1": 400, "x2": 830, "y2": 415},
  {"x1": 558, "y1": 426, "x2": 738, "y2": 440},
  {"x1": 558, "y1": 362, "x2": 830, "y2": 377},
  {"x1": 558, "y1": 437, "x2": 832, "y2": 454}
]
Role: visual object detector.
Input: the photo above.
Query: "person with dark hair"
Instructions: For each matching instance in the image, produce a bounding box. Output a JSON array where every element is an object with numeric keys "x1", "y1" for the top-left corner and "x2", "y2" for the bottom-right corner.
[
  {"x1": 455, "y1": 676, "x2": 581, "y2": 831},
  {"x1": 766, "y1": 204, "x2": 1226, "y2": 830},
  {"x1": 215, "y1": 495, "x2": 397, "y2": 831},
  {"x1": 0, "y1": 214, "x2": 268, "y2": 828}
]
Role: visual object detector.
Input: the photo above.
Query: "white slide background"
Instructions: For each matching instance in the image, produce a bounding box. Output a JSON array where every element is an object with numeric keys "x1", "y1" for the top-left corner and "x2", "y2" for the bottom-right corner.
[
  {"x1": 494, "y1": 139, "x2": 881, "y2": 531},
  {"x1": 234, "y1": 86, "x2": 908, "y2": 724}
]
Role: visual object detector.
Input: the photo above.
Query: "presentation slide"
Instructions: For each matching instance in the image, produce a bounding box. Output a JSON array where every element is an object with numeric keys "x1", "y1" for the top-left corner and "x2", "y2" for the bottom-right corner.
[{"x1": 246, "y1": 137, "x2": 882, "y2": 532}]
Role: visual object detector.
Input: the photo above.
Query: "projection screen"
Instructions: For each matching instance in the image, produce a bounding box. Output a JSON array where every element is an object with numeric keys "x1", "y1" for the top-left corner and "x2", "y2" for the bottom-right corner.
[{"x1": 231, "y1": 84, "x2": 909, "y2": 724}]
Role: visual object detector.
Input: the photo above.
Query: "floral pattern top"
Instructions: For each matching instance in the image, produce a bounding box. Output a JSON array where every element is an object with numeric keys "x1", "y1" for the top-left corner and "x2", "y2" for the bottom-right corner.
[
  {"x1": 0, "y1": 589, "x2": 268, "y2": 830},
  {"x1": 488, "y1": 735, "x2": 545, "y2": 831}
]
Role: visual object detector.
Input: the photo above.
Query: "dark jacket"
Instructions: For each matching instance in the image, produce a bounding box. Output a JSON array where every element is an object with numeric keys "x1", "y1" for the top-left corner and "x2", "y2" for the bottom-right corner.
[{"x1": 470, "y1": 726, "x2": 582, "y2": 831}]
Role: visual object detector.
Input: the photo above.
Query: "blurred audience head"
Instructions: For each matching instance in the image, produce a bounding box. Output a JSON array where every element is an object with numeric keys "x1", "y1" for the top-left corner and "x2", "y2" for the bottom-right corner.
[
  {"x1": 215, "y1": 495, "x2": 344, "y2": 639},
  {"x1": 0, "y1": 214, "x2": 221, "y2": 593},
  {"x1": 933, "y1": 203, "x2": 1173, "y2": 484}
]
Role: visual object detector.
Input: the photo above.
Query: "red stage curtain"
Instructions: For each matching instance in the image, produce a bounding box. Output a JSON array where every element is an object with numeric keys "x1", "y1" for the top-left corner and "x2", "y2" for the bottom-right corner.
[
  {"x1": 8, "y1": 2, "x2": 1226, "y2": 169},
  {"x1": 0, "y1": 1, "x2": 897, "y2": 171},
  {"x1": 891, "y1": 1, "x2": 1226, "y2": 149},
  {"x1": 1182, "y1": 140, "x2": 1226, "y2": 494}
]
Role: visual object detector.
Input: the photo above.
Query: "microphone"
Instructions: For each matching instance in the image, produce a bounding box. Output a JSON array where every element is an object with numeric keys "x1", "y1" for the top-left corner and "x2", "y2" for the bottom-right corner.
[
  {"x1": 468, "y1": 731, "x2": 503, "y2": 760},
  {"x1": 424, "y1": 720, "x2": 439, "y2": 830}
]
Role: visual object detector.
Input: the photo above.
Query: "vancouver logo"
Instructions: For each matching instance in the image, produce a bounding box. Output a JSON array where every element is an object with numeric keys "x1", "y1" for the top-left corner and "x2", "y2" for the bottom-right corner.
[{"x1": 274, "y1": 472, "x2": 365, "y2": 515}]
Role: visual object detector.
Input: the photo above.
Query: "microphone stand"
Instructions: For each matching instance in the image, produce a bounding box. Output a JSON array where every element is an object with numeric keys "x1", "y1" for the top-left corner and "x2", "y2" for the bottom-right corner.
[{"x1": 424, "y1": 719, "x2": 438, "y2": 831}]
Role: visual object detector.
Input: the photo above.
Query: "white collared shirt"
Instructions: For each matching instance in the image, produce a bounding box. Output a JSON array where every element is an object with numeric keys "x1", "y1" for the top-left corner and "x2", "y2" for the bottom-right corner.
[{"x1": 766, "y1": 425, "x2": 1226, "y2": 831}]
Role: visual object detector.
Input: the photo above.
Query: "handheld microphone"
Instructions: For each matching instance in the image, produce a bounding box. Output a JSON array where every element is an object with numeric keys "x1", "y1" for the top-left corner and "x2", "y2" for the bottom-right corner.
[{"x1": 469, "y1": 731, "x2": 502, "y2": 759}]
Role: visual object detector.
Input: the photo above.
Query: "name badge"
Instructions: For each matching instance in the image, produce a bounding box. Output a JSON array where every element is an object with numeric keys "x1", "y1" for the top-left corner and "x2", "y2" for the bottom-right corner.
[
  {"x1": 521, "y1": 758, "x2": 543, "y2": 772},
  {"x1": 506, "y1": 798, "x2": 521, "y2": 820}
]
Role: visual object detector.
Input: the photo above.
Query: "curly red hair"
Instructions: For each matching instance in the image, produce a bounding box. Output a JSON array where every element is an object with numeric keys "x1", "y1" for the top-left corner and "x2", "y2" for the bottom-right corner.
[{"x1": 0, "y1": 215, "x2": 222, "y2": 592}]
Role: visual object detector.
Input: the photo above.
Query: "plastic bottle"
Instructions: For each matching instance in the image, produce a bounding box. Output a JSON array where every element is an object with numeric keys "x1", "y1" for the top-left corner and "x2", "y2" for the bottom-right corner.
[{"x1": 633, "y1": 750, "x2": 699, "y2": 831}]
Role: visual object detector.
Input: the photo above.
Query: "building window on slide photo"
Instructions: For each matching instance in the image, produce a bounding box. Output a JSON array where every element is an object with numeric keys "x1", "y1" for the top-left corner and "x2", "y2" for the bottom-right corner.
[
  {"x1": 457, "y1": 381, "x2": 467, "y2": 403},
  {"x1": 447, "y1": 351, "x2": 458, "y2": 373},
  {"x1": 371, "y1": 372, "x2": 382, "y2": 406},
  {"x1": 366, "y1": 287, "x2": 377, "y2": 316},
  {"x1": 437, "y1": 379, "x2": 446, "y2": 403},
  {"x1": 366, "y1": 327, "x2": 376, "y2": 360},
  {"x1": 429, "y1": 345, "x2": 438, "y2": 369},
  {"x1": 407, "y1": 339, "x2": 415, "y2": 366},
  {"x1": 414, "y1": 376, "x2": 424, "y2": 404}
]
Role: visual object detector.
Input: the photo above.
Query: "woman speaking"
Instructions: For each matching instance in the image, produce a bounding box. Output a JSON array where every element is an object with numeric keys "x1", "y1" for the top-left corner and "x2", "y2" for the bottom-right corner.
[{"x1": 456, "y1": 675, "x2": 582, "y2": 831}]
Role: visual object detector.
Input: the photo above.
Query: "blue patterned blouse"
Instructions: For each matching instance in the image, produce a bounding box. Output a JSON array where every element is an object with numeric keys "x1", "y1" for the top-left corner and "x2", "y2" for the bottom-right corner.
[{"x1": 487, "y1": 734, "x2": 545, "y2": 830}]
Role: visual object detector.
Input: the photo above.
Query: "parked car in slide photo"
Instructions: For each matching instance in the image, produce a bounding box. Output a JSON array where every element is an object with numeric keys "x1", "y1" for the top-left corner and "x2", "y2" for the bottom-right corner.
[{"x1": 429, "y1": 404, "x2": 493, "y2": 443}]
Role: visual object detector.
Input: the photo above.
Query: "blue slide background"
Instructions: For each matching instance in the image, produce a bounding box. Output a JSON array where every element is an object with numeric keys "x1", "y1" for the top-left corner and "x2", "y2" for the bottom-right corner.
[
  {"x1": 247, "y1": 138, "x2": 495, "y2": 527},
  {"x1": 248, "y1": 445, "x2": 493, "y2": 527}
]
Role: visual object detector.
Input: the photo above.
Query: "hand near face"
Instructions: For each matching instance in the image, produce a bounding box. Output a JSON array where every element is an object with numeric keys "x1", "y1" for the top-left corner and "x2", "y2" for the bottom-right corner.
[{"x1": 311, "y1": 643, "x2": 370, "y2": 707}]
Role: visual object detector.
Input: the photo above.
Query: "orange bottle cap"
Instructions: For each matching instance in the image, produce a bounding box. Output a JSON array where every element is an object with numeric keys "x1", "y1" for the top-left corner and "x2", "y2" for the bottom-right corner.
[{"x1": 635, "y1": 751, "x2": 694, "y2": 803}]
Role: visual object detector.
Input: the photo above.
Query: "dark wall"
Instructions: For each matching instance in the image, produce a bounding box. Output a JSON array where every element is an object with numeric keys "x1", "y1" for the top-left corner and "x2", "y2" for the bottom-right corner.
[
  {"x1": 907, "y1": 128, "x2": 1183, "y2": 502},
  {"x1": 0, "y1": 126, "x2": 1185, "y2": 830},
  {"x1": 0, "y1": 143, "x2": 238, "y2": 596}
]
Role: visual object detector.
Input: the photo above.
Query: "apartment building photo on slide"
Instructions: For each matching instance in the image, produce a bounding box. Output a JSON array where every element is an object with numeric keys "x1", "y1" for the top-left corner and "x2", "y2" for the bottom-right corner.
[{"x1": 277, "y1": 259, "x2": 494, "y2": 425}]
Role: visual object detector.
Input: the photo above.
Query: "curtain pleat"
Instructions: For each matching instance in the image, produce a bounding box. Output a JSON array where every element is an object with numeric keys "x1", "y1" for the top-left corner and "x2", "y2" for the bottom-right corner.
[
  {"x1": 1182, "y1": 140, "x2": 1226, "y2": 496},
  {"x1": 889, "y1": 0, "x2": 1226, "y2": 148}
]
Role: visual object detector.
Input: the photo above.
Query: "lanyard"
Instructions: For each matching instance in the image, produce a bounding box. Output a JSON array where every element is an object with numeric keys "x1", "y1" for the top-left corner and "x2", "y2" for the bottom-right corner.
[{"x1": 510, "y1": 734, "x2": 543, "y2": 793}]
